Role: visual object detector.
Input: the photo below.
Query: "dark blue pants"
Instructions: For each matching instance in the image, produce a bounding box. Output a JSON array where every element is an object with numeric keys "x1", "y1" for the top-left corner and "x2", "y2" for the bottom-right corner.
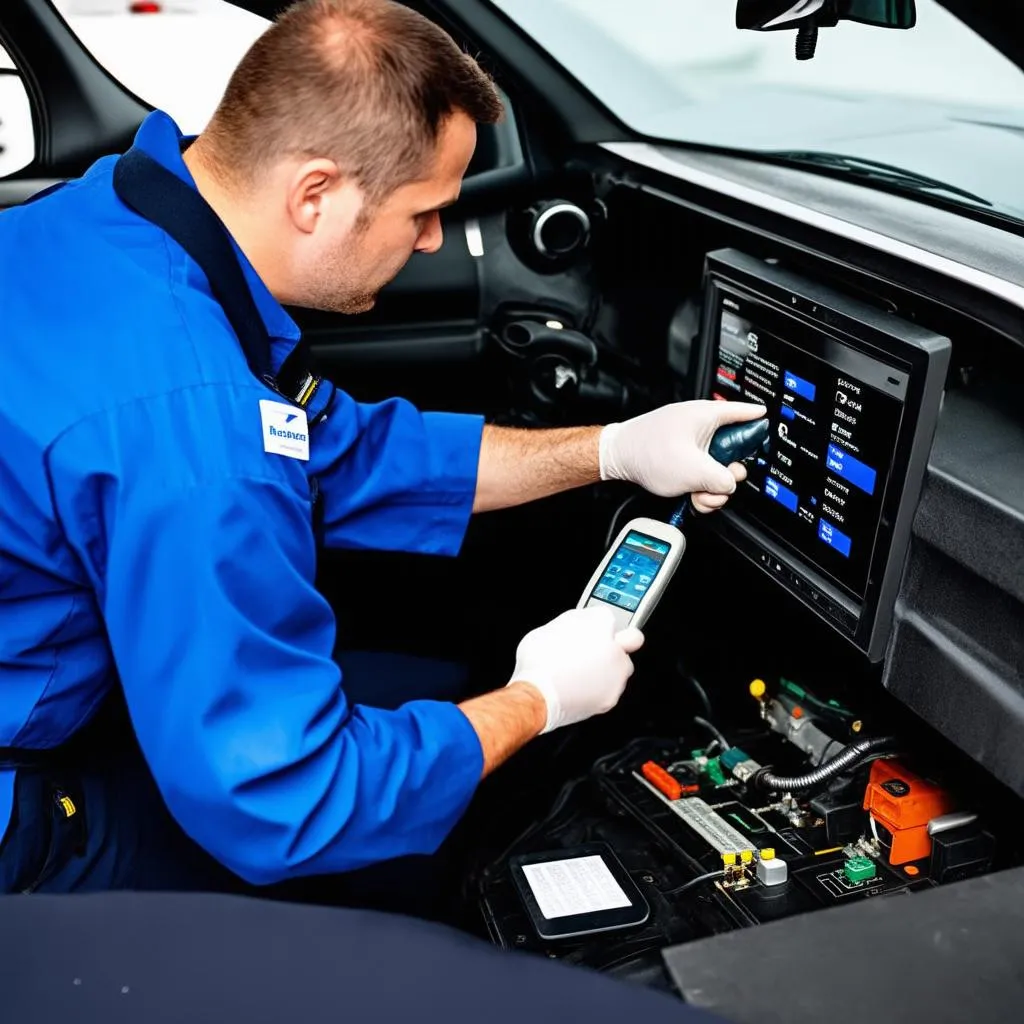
[
  {"x1": 0, "y1": 652, "x2": 470, "y2": 900},
  {"x1": 0, "y1": 891, "x2": 731, "y2": 1024}
]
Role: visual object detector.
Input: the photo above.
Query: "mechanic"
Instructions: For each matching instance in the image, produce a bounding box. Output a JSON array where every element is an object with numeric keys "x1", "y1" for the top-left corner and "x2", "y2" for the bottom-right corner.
[{"x1": 0, "y1": 0, "x2": 763, "y2": 895}]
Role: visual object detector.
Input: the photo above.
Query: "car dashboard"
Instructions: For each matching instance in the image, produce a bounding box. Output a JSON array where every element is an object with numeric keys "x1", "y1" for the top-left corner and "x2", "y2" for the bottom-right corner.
[
  {"x1": 3, "y1": 0, "x2": 1024, "y2": 1015},
  {"x1": 466, "y1": 138, "x2": 1024, "y2": 1008}
]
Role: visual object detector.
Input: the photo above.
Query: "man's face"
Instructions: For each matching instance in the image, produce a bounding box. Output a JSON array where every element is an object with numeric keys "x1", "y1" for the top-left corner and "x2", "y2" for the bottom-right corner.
[{"x1": 293, "y1": 111, "x2": 477, "y2": 314}]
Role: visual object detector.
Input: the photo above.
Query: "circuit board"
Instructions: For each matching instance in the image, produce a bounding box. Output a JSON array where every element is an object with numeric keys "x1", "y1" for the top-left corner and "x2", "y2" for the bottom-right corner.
[
  {"x1": 477, "y1": 722, "x2": 994, "y2": 973},
  {"x1": 593, "y1": 734, "x2": 935, "y2": 925}
]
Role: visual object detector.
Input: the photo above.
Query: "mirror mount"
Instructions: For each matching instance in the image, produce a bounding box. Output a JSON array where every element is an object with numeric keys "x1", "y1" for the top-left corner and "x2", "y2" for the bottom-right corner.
[{"x1": 736, "y1": 1, "x2": 916, "y2": 60}]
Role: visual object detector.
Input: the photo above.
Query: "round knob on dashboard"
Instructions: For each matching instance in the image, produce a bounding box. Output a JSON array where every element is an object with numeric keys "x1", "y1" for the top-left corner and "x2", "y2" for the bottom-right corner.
[{"x1": 529, "y1": 200, "x2": 591, "y2": 259}]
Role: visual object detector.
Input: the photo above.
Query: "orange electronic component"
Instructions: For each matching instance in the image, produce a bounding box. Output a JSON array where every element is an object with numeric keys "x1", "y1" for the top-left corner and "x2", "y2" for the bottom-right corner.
[
  {"x1": 641, "y1": 761, "x2": 682, "y2": 801},
  {"x1": 863, "y1": 760, "x2": 955, "y2": 865}
]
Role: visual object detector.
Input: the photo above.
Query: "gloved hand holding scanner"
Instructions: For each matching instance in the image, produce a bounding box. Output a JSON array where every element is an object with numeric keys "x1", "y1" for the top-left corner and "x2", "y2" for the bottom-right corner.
[
  {"x1": 579, "y1": 414, "x2": 771, "y2": 630},
  {"x1": 505, "y1": 401, "x2": 768, "y2": 737}
]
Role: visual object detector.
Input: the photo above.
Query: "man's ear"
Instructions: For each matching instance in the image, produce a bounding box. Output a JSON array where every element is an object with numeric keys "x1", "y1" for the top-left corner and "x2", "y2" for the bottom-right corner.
[{"x1": 287, "y1": 158, "x2": 364, "y2": 235}]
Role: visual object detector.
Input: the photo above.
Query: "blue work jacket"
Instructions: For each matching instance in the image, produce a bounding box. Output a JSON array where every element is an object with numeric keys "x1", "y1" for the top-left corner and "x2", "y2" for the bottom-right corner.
[{"x1": 0, "y1": 111, "x2": 486, "y2": 884}]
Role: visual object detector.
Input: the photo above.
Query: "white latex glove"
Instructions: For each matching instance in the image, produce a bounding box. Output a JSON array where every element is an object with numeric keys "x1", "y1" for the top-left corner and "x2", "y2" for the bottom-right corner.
[
  {"x1": 507, "y1": 605, "x2": 644, "y2": 734},
  {"x1": 599, "y1": 400, "x2": 767, "y2": 513}
]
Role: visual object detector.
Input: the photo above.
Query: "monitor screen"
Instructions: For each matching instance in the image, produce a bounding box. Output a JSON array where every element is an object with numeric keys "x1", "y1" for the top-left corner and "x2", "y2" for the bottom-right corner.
[
  {"x1": 590, "y1": 531, "x2": 672, "y2": 612},
  {"x1": 708, "y1": 289, "x2": 908, "y2": 599}
]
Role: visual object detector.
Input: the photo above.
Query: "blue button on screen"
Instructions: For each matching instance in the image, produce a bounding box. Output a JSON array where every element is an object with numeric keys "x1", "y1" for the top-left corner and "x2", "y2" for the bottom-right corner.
[
  {"x1": 818, "y1": 518, "x2": 852, "y2": 557},
  {"x1": 780, "y1": 404, "x2": 796, "y2": 420},
  {"x1": 783, "y1": 371, "x2": 816, "y2": 402},
  {"x1": 765, "y1": 477, "x2": 798, "y2": 513},
  {"x1": 825, "y1": 444, "x2": 877, "y2": 495}
]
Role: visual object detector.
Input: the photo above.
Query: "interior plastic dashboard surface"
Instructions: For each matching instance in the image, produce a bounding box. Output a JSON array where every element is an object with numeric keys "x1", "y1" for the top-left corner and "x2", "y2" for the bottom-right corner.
[
  {"x1": 601, "y1": 141, "x2": 1024, "y2": 318},
  {"x1": 662, "y1": 865, "x2": 1024, "y2": 1024}
]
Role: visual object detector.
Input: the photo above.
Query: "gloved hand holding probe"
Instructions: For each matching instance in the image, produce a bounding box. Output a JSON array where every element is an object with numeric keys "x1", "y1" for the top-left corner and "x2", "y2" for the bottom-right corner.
[{"x1": 599, "y1": 399, "x2": 767, "y2": 511}]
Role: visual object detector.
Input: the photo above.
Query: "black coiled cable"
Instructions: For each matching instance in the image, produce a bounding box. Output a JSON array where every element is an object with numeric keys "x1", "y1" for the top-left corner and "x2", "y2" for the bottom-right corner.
[{"x1": 752, "y1": 735, "x2": 897, "y2": 793}]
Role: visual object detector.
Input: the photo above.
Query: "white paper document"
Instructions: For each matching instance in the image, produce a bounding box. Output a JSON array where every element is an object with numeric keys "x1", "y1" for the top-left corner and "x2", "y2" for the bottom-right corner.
[{"x1": 521, "y1": 855, "x2": 632, "y2": 920}]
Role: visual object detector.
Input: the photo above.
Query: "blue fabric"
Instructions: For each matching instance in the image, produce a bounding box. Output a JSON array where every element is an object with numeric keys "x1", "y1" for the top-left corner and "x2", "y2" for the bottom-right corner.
[
  {"x1": 0, "y1": 653, "x2": 473, "y2": 895},
  {"x1": 0, "y1": 892, "x2": 732, "y2": 1024},
  {"x1": 0, "y1": 745, "x2": 243, "y2": 895},
  {"x1": 0, "y1": 111, "x2": 486, "y2": 884}
]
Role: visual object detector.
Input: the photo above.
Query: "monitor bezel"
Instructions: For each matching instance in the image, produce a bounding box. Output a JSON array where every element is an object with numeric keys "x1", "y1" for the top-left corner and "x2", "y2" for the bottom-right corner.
[{"x1": 694, "y1": 249, "x2": 951, "y2": 661}]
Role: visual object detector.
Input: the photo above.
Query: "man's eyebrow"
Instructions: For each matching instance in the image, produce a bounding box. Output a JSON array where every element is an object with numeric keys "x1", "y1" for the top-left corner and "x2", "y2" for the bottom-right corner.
[{"x1": 426, "y1": 196, "x2": 460, "y2": 214}]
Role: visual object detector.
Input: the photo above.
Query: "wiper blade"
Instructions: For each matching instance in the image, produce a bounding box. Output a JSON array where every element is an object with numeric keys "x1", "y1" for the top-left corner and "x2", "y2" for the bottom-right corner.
[{"x1": 769, "y1": 150, "x2": 993, "y2": 207}]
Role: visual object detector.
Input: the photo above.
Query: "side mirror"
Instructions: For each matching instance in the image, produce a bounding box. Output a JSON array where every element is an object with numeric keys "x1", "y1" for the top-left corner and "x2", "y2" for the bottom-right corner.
[{"x1": 735, "y1": 1, "x2": 916, "y2": 60}]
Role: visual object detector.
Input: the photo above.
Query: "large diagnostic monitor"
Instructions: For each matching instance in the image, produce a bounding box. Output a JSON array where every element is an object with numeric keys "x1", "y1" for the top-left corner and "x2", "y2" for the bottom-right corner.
[{"x1": 695, "y1": 249, "x2": 950, "y2": 661}]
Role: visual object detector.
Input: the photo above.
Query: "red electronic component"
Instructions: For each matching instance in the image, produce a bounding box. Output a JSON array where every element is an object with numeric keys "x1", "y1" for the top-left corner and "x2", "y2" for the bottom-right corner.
[
  {"x1": 641, "y1": 761, "x2": 682, "y2": 801},
  {"x1": 863, "y1": 759, "x2": 954, "y2": 865}
]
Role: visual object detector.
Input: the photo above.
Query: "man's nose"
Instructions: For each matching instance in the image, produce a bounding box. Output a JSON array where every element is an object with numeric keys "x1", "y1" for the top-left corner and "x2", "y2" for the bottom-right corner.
[{"x1": 415, "y1": 212, "x2": 443, "y2": 254}]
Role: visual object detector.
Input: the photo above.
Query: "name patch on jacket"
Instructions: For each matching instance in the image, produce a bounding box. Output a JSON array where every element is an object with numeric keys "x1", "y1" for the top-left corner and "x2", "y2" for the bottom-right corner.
[{"x1": 259, "y1": 400, "x2": 310, "y2": 461}]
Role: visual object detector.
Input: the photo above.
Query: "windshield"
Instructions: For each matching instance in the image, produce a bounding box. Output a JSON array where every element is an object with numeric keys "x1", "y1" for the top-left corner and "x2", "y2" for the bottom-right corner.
[{"x1": 492, "y1": 0, "x2": 1024, "y2": 224}]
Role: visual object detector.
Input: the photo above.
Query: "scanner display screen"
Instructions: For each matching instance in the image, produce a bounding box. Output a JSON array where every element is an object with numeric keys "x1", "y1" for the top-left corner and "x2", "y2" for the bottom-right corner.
[
  {"x1": 591, "y1": 531, "x2": 671, "y2": 613},
  {"x1": 709, "y1": 291, "x2": 907, "y2": 598}
]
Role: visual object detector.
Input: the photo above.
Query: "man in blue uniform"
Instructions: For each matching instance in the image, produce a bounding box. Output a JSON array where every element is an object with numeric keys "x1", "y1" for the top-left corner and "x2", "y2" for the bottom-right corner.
[{"x1": 0, "y1": 0, "x2": 763, "y2": 894}]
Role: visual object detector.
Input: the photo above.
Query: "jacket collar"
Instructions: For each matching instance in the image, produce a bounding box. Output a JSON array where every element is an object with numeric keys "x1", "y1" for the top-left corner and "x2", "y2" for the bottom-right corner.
[{"x1": 132, "y1": 110, "x2": 301, "y2": 350}]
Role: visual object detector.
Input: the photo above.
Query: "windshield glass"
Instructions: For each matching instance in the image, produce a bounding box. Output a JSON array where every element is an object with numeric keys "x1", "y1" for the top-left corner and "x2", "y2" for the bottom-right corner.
[{"x1": 491, "y1": 0, "x2": 1024, "y2": 224}]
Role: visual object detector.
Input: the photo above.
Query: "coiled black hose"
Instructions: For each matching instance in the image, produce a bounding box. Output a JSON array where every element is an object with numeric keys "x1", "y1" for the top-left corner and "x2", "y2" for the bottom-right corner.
[{"x1": 752, "y1": 735, "x2": 897, "y2": 793}]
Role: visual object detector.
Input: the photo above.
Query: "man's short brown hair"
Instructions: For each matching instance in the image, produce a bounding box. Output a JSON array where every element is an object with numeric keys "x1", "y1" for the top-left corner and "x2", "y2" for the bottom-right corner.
[{"x1": 205, "y1": 0, "x2": 504, "y2": 200}]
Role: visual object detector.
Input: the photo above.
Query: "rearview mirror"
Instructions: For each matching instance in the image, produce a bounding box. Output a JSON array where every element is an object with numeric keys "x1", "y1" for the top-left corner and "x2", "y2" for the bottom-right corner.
[{"x1": 736, "y1": 1, "x2": 916, "y2": 60}]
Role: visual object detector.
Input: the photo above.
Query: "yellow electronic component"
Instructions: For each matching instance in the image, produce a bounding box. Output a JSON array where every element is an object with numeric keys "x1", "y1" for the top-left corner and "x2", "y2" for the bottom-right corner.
[
  {"x1": 759, "y1": 848, "x2": 776, "y2": 861},
  {"x1": 722, "y1": 852, "x2": 737, "y2": 866},
  {"x1": 740, "y1": 850, "x2": 754, "y2": 864},
  {"x1": 749, "y1": 679, "x2": 767, "y2": 699}
]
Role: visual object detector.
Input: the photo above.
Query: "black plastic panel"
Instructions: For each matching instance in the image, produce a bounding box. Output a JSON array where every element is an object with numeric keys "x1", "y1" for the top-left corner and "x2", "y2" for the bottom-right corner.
[
  {"x1": 307, "y1": 324, "x2": 484, "y2": 368},
  {"x1": 883, "y1": 390, "x2": 1024, "y2": 795},
  {"x1": 912, "y1": 391, "x2": 1024, "y2": 602},
  {"x1": 663, "y1": 865, "x2": 1024, "y2": 1024}
]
